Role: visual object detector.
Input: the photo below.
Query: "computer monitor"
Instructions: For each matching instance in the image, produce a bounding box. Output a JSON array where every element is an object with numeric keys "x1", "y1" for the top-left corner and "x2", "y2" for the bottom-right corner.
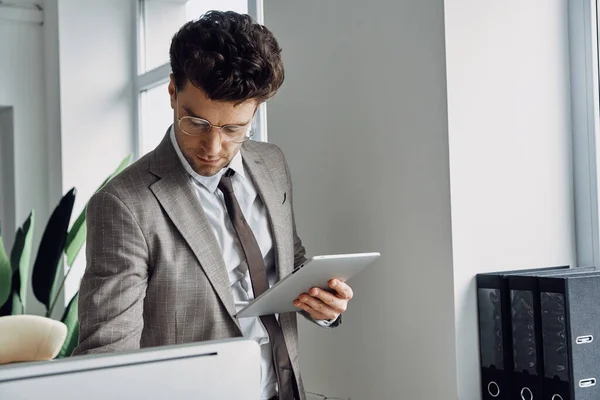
[{"x1": 0, "y1": 338, "x2": 261, "y2": 400}]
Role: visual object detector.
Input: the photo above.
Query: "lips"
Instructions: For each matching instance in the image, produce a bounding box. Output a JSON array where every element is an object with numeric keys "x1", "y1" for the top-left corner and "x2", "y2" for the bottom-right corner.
[{"x1": 196, "y1": 156, "x2": 221, "y2": 165}]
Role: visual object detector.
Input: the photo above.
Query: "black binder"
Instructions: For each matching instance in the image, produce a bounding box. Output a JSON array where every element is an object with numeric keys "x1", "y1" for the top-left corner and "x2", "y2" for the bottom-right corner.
[
  {"x1": 506, "y1": 267, "x2": 596, "y2": 400},
  {"x1": 476, "y1": 266, "x2": 569, "y2": 400},
  {"x1": 538, "y1": 272, "x2": 600, "y2": 400},
  {"x1": 508, "y1": 274, "x2": 545, "y2": 400}
]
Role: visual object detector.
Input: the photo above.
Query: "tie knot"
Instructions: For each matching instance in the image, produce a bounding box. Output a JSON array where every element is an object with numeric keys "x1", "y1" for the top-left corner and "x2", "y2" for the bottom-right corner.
[{"x1": 218, "y1": 169, "x2": 235, "y2": 193}]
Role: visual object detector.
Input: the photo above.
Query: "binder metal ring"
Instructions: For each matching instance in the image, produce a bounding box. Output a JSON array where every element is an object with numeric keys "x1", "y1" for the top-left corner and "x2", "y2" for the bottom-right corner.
[
  {"x1": 487, "y1": 381, "x2": 500, "y2": 398},
  {"x1": 520, "y1": 387, "x2": 533, "y2": 400},
  {"x1": 579, "y1": 378, "x2": 596, "y2": 388},
  {"x1": 551, "y1": 395, "x2": 564, "y2": 400},
  {"x1": 576, "y1": 335, "x2": 594, "y2": 344}
]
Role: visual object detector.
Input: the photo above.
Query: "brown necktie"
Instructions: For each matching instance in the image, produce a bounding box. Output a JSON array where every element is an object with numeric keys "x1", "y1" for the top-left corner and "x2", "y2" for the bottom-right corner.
[{"x1": 218, "y1": 169, "x2": 297, "y2": 400}]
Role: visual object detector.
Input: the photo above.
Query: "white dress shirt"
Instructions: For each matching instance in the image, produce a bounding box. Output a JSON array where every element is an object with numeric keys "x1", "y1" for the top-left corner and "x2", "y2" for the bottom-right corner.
[
  {"x1": 170, "y1": 127, "x2": 335, "y2": 398},
  {"x1": 170, "y1": 127, "x2": 278, "y2": 399}
]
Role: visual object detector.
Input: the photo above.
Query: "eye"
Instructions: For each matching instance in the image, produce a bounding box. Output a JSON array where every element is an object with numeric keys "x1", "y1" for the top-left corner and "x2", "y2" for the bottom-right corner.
[
  {"x1": 182, "y1": 118, "x2": 211, "y2": 134},
  {"x1": 189, "y1": 119, "x2": 209, "y2": 128},
  {"x1": 222, "y1": 125, "x2": 244, "y2": 134}
]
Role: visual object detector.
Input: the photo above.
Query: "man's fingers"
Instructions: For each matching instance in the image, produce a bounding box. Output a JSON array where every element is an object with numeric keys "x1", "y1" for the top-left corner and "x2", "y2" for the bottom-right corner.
[
  {"x1": 296, "y1": 295, "x2": 338, "y2": 320},
  {"x1": 308, "y1": 288, "x2": 347, "y2": 313},
  {"x1": 293, "y1": 280, "x2": 354, "y2": 321},
  {"x1": 329, "y1": 279, "x2": 354, "y2": 300},
  {"x1": 294, "y1": 299, "x2": 329, "y2": 320}
]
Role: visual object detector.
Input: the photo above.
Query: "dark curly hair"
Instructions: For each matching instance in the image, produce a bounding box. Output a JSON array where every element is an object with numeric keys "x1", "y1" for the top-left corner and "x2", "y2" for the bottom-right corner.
[{"x1": 169, "y1": 11, "x2": 284, "y2": 103}]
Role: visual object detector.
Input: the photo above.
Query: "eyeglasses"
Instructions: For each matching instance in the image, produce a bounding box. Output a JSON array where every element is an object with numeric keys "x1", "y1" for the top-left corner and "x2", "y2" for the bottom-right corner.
[
  {"x1": 175, "y1": 96, "x2": 255, "y2": 144},
  {"x1": 177, "y1": 115, "x2": 255, "y2": 143}
]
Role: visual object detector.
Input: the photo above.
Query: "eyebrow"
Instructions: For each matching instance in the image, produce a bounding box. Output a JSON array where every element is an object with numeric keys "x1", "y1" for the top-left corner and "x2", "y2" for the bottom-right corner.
[{"x1": 181, "y1": 104, "x2": 252, "y2": 126}]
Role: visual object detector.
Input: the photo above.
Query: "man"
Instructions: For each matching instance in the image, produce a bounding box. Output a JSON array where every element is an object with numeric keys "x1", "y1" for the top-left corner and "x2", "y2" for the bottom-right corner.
[{"x1": 73, "y1": 10, "x2": 354, "y2": 400}]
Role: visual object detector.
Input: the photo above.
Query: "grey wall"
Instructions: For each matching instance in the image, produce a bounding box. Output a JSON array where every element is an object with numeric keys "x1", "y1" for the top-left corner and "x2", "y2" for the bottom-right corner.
[
  {"x1": 43, "y1": 0, "x2": 63, "y2": 220},
  {"x1": 444, "y1": 1, "x2": 576, "y2": 398},
  {"x1": 0, "y1": 107, "x2": 15, "y2": 251},
  {"x1": 264, "y1": 1, "x2": 457, "y2": 398}
]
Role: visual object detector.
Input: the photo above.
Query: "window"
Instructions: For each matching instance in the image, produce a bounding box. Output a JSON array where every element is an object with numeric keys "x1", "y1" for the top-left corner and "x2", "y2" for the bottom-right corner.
[
  {"x1": 140, "y1": 0, "x2": 249, "y2": 73},
  {"x1": 135, "y1": 0, "x2": 266, "y2": 158},
  {"x1": 139, "y1": 81, "x2": 171, "y2": 155}
]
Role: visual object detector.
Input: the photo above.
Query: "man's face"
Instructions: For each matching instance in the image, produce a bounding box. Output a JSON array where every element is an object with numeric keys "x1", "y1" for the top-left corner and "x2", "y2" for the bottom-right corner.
[{"x1": 168, "y1": 76, "x2": 258, "y2": 177}]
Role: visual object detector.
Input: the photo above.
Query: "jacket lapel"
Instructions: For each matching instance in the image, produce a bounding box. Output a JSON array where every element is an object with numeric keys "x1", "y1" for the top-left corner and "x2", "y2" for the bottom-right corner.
[
  {"x1": 242, "y1": 146, "x2": 301, "y2": 371},
  {"x1": 241, "y1": 146, "x2": 290, "y2": 281},
  {"x1": 149, "y1": 132, "x2": 240, "y2": 331}
]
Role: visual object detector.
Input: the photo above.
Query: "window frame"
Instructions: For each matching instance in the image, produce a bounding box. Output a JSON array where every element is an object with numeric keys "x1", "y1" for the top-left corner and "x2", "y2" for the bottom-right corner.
[
  {"x1": 570, "y1": 0, "x2": 600, "y2": 268},
  {"x1": 133, "y1": 0, "x2": 267, "y2": 159}
]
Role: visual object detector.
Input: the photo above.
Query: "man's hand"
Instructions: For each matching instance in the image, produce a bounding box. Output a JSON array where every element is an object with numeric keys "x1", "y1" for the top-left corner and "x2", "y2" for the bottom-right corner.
[{"x1": 293, "y1": 279, "x2": 353, "y2": 321}]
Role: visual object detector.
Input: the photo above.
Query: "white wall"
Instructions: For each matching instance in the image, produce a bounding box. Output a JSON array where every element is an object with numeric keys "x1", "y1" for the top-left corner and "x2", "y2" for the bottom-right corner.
[
  {"x1": 0, "y1": 0, "x2": 134, "y2": 315},
  {"x1": 265, "y1": 1, "x2": 457, "y2": 398},
  {"x1": 57, "y1": 0, "x2": 135, "y2": 302},
  {"x1": 0, "y1": 12, "x2": 51, "y2": 316},
  {"x1": 444, "y1": 1, "x2": 575, "y2": 399}
]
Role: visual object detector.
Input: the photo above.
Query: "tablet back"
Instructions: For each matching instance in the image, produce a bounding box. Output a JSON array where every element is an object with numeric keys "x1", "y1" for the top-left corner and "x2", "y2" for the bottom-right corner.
[{"x1": 236, "y1": 252, "x2": 380, "y2": 318}]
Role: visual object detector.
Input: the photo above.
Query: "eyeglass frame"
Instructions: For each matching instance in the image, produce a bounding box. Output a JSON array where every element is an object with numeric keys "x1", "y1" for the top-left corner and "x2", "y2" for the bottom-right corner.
[{"x1": 175, "y1": 97, "x2": 256, "y2": 144}]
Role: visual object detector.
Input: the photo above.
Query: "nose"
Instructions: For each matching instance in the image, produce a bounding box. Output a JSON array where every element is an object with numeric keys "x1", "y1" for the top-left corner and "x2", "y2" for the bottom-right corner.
[{"x1": 201, "y1": 127, "x2": 223, "y2": 156}]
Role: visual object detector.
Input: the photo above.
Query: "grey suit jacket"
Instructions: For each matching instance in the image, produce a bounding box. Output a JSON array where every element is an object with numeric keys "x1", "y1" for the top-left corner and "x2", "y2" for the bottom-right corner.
[{"x1": 72, "y1": 132, "x2": 322, "y2": 398}]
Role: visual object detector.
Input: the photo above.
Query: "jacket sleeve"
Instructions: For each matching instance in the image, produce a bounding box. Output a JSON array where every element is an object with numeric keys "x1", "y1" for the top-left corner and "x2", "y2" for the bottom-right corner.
[{"x1": 72, "y1": 191, "x2": 150, "y2": 355}]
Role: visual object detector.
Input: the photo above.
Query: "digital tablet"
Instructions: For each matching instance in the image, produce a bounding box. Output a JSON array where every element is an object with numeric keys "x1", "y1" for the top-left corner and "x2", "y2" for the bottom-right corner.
[{"x1": 236, "y1": 252, "x2": 380, "y2": 318}]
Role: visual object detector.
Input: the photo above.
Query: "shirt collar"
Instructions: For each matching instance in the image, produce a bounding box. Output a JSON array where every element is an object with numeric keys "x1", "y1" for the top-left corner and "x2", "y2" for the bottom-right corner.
[{"x1": 169, "y1": 125, "x2": 246, "y2": 193}]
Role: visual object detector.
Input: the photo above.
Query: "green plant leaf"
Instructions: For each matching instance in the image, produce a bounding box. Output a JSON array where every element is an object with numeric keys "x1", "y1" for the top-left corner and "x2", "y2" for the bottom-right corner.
[
  {"x1": 96, "y1": 154, "x2": 132, "y2": 192},
  {"x1": 9, "y1": 212, "x2": 35, "y2": 313},
  {"x1": 64, "y1": 154, "x2": 131, "y2": 267},
  {"x1": 48, "y1": 256, "x2": 65, "y2": 317},
  {"x1": 32, "y1": 189, "x2": 76, "y2": 312},
  {"x1": 0, "y1": 223, "x2": 12, "y2": 308},
  {"x1": 0, "y1": 214, "x2": 33, "y2": 316},
  {"x1": 0, "y1": 287, "x2": 21, "y2": 316},
  {"x1": 0, "y1": 280, "x2": 15, "y2": 317},
  {"x1": 17, "y1": 212, "x2": 34, "y2": 311},
  {"x1": 9, "y1": 292, "x2": 22, "y2": 315},
  {"x1": 64, "y1": 212, "x2": 86, "y2": 267},
  {"x1": 57, "y1": 292, "x2": 79, "y2": 358}
]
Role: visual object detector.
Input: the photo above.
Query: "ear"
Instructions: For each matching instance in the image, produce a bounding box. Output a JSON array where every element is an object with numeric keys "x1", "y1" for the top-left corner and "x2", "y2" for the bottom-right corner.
[{"x1": 168, "y1": 74, "x2": 177, "y2": 110}]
